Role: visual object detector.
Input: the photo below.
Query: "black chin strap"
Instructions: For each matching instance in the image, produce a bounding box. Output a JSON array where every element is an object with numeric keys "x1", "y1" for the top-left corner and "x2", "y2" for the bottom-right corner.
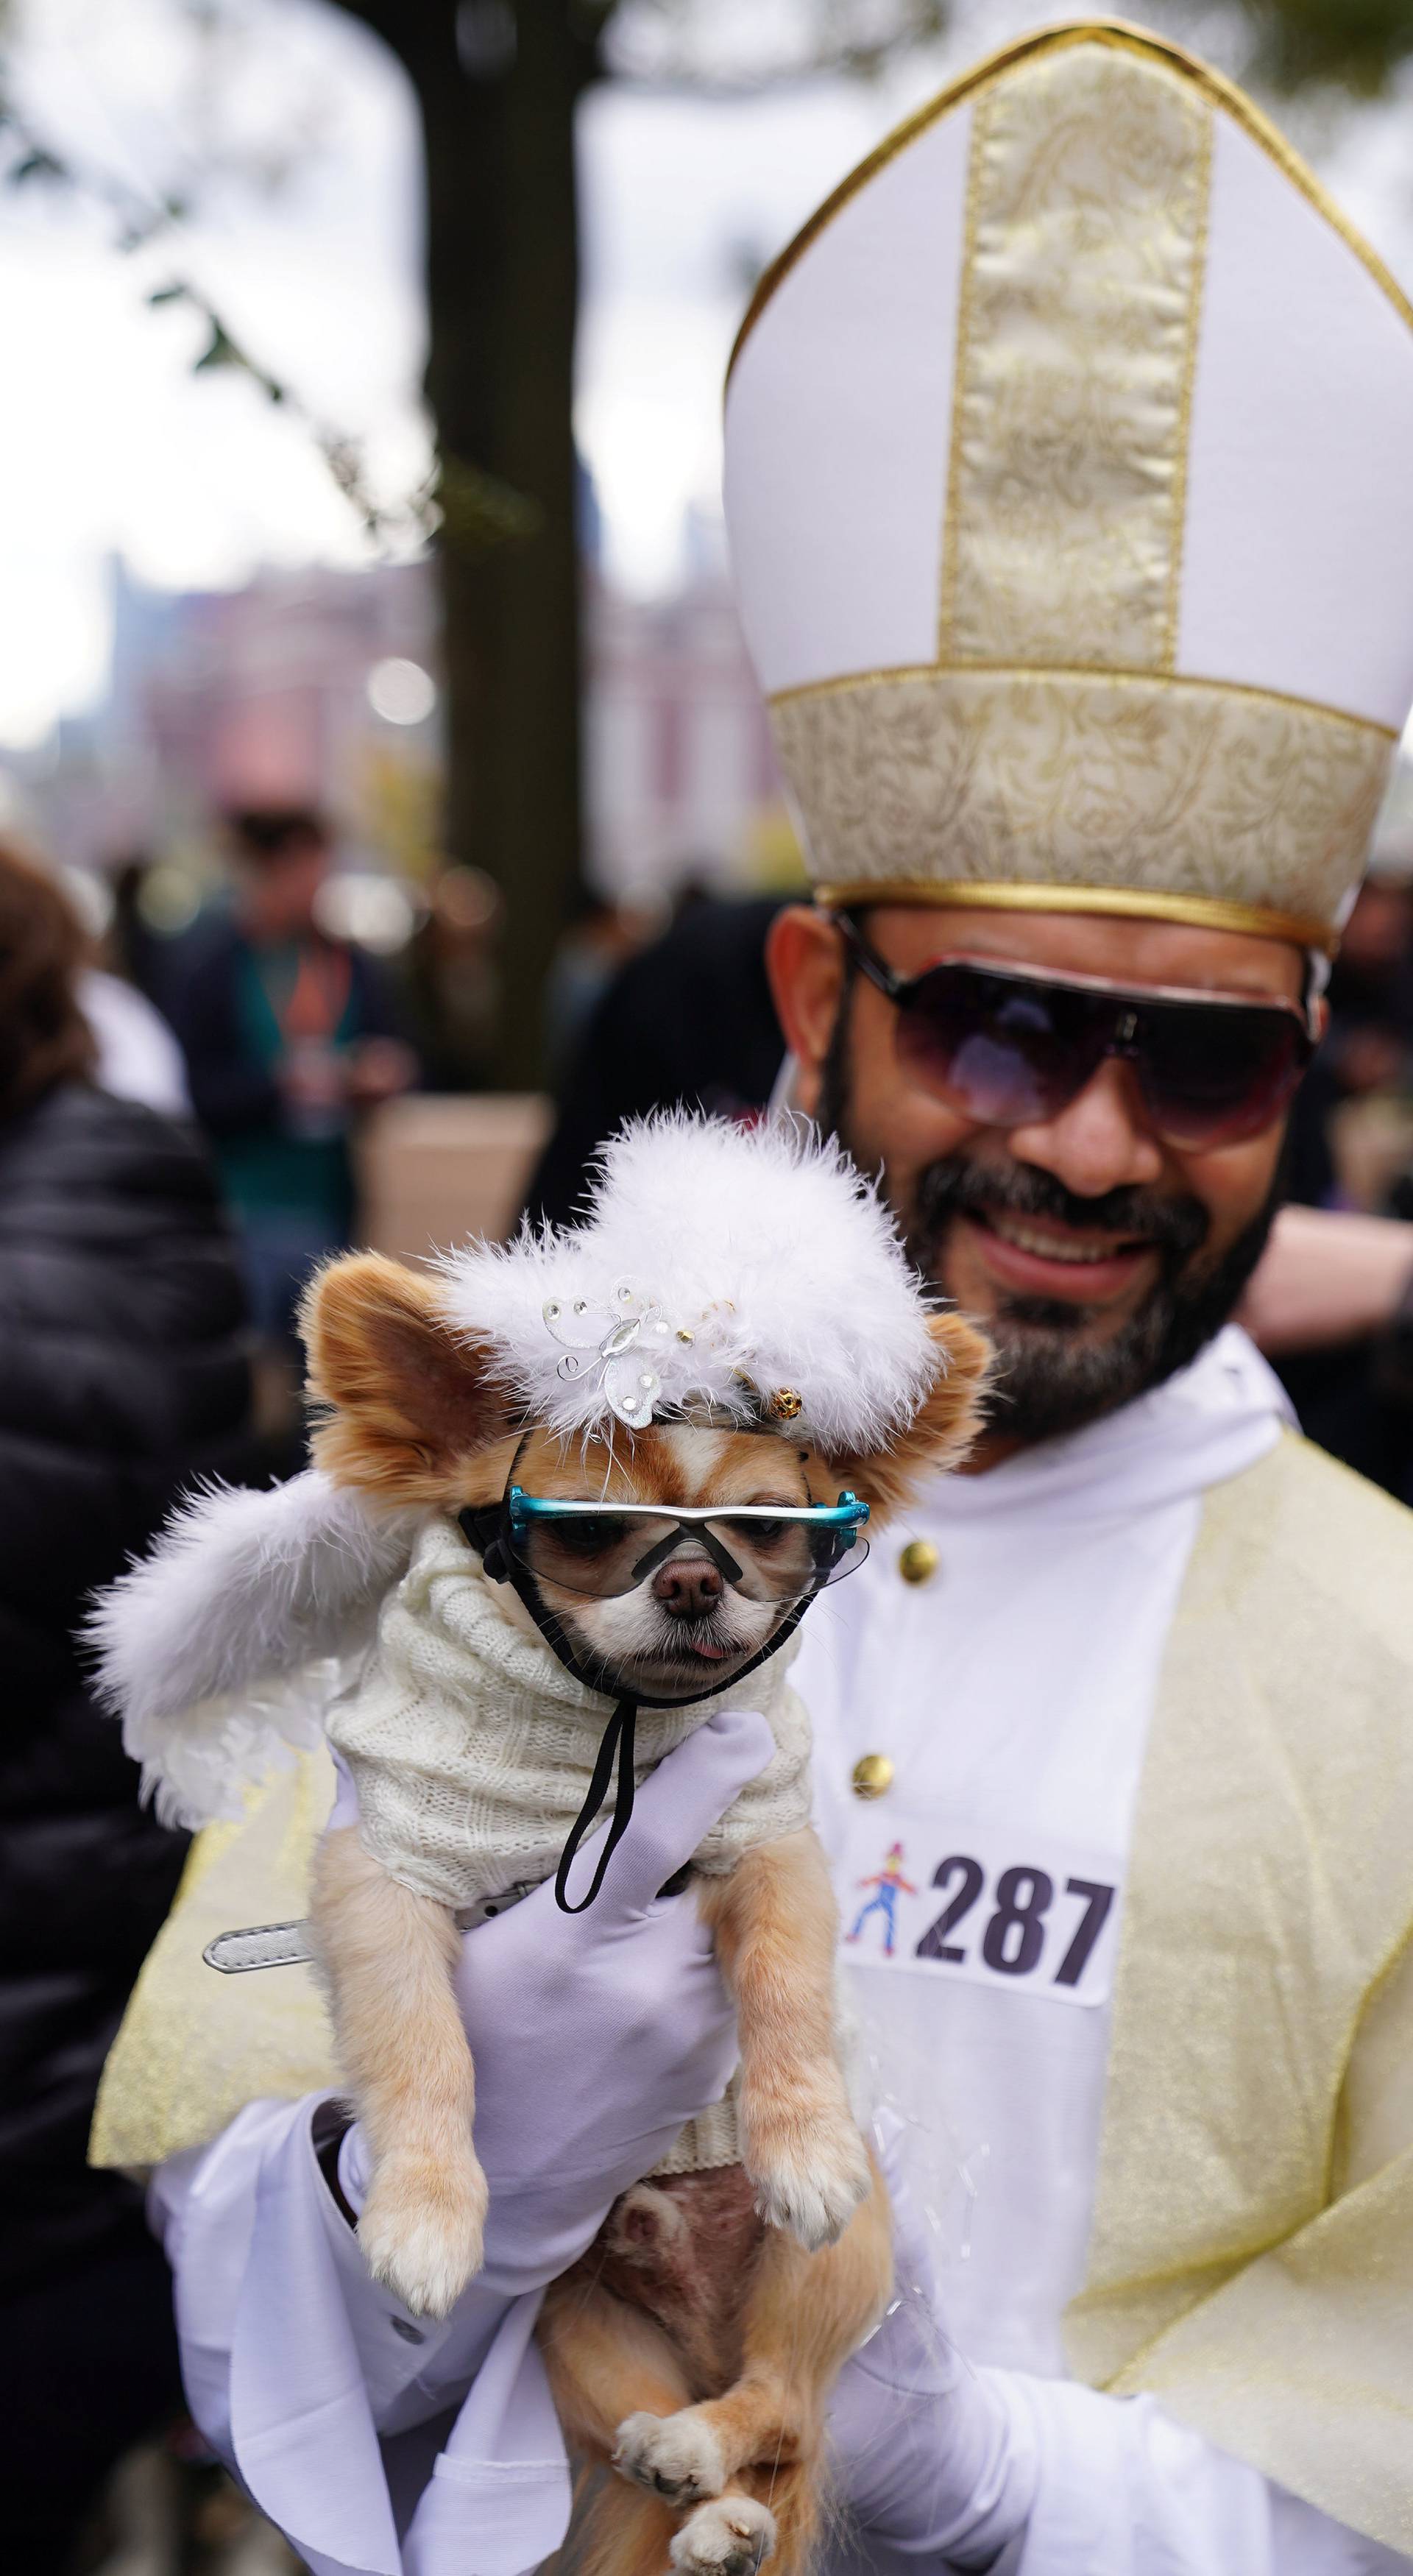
[
  {"x1": 552, "y1": 1694, "x2": 638, "y2": 1913},
  {"x1": 457, "y1": 1504, "x2": 823, "y2": 1913}
]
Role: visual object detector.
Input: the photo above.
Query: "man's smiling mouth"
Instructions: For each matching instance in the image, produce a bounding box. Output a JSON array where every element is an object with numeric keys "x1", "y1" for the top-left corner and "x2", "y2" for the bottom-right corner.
[
  {"x1": 954, "y1": 1203, "x2": 1164, "y2": 1306},
  {"x1": 981, "y1": 1209, "x2": 1152, "y2": 1267}
]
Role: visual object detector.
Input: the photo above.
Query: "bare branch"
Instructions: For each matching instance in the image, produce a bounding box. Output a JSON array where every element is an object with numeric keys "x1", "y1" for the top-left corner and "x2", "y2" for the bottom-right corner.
[
  {"x1": 602, "y1": 0, "x2": 951, "y2": 91},
  {"x1": 603, "y1": 51, "x2": 928, "y2": 97},
  {"x1": 0, "y1": 63, "x2": 424, "y2": 550}
]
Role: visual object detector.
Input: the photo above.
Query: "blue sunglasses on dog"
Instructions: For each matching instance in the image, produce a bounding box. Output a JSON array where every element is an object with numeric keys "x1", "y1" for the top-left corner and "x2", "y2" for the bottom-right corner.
[{"x1": 478, "y1": 1488, "x2": 871, "y2": 1602}]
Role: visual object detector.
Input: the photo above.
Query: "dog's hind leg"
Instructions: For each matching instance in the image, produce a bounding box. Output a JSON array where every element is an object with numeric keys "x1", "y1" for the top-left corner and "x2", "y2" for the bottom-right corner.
[
  {"x1": 310, "y1": 1825, "x2": 486, "y2": 2318},
  {"x1": 539, "y1": 2275, "x2": 715, "y2": 2575},
  {"x1": 616, "y1": 2151, "x2": 893, "y2": 2575},
  {"x1": 539, "y1": 2269, "x2": 694, "y2": 2458}
]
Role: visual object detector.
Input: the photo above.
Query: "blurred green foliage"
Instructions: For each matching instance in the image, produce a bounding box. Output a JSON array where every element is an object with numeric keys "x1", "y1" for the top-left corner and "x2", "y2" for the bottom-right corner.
[{"x1": 1242, "y1": 0, "x2": 1413, "y2": 93}]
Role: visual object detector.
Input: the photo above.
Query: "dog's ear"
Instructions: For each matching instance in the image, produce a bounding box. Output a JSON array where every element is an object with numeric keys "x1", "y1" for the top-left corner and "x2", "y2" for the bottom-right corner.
[
  {"x1": 824, "y1": 1310, "x2": 991, "y2": 1525},
  {"x1": 301, "y1": 1253, "x2": 515, "y2": 1504}
]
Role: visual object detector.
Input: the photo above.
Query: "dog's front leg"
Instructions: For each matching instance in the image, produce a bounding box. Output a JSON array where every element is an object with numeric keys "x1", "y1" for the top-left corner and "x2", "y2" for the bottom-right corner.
[
  {"x1": 698, "y1": 1830, "x2": 870, "y2": 2253},
  {"x1": 311, "y1": 1827, "x2": 487, "y2": 2318}
]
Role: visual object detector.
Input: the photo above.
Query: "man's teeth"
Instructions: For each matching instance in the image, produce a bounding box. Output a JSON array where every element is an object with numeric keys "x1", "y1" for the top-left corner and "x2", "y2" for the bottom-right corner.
[{"x1": 986, "y1": 1213, "x2": 1141, "y2": 1266}]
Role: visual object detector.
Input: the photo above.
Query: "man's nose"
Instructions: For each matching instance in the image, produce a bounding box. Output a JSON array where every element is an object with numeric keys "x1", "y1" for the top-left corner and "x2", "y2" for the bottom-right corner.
[
  {"x1": 1007, "y1": 1058, "x2": 1166, "y2": 1198},
  {"x1": 651, "y1": 1554, "x2": 723, "y2": 1618}
]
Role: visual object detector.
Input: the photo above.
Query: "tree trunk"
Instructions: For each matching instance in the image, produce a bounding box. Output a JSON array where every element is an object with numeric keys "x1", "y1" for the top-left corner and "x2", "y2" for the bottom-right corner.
[{"x1": 337, "y1": 0, "x2": 596, "y2": 1090}]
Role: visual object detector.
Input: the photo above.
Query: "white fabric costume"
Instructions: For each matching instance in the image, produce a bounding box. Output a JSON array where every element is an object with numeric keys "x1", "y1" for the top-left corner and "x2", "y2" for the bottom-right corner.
[
  {"x1": 811, "y1": 1328, "x2": 1412, "y2": 2574},
  {"x1": 805, "y1": 1324, "x2": 1285, "y2": 2383},
  {"x1": 142, "y1": 1329, "x2": 1413, "y2": 2574}
]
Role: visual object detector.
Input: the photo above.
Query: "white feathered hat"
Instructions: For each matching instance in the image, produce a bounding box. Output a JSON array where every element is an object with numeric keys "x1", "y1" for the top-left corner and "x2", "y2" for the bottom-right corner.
[
  {"x1": 93, "y1": 1114, "x2": 947, "y2": 1826},
  {"x1": 440, "y1": 1110, "x2": 938, "y2": 1454}
]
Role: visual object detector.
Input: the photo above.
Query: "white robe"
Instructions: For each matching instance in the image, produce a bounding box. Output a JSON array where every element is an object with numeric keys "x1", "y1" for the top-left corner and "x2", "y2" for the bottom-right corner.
[
  {"x1": 149, "y1": 1328, "x2": 1412, "y2": 2574},
  {"x1": 805, "y1": 1318, "x2": 1286, "y2": 2376}
]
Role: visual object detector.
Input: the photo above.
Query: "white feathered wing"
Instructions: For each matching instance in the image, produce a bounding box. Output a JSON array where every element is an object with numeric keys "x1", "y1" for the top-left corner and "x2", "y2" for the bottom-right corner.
[{"x1": 88, "y1": 1471, "x2": 420, "y2": 1828}]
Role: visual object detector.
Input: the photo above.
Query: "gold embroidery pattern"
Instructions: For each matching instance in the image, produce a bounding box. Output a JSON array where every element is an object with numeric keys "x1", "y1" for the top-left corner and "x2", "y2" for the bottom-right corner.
[
  {"x1": 771, "y1": 668, "x2": 1391, "y2": 935},
  {"x1": 940, "y1": 46, "x2": 1211, "y2": 673}
]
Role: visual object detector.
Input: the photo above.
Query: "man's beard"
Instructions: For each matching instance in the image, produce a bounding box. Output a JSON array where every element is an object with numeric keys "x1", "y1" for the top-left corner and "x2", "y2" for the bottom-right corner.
[
  {"x1": 902, "y1": 1155, "x2": 1282, "y2": 1442},
  {"x1": 819, "y1": 1008, "x2": 1282, "y2": 1442}
]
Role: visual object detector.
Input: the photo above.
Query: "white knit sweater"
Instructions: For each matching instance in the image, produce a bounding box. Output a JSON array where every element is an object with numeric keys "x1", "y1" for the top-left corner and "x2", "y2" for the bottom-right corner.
[{"x1": 327, "y1": 1515, "x2": 814, "y2": 2174}]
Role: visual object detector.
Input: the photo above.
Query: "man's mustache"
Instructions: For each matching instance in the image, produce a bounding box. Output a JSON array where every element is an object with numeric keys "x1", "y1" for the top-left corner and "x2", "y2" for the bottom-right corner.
[{"x1": 911, "y1": 1156, "x2": 1211, "y2": 1264}]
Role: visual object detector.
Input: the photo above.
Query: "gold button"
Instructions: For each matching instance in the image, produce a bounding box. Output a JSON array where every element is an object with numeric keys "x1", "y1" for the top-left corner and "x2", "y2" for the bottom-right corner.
[
  {"x1": 852, "y1": 1753, "x2": 894, "y2": 1800},
  {"x1": 898, "y1": 1538, "x2": 940, "y2": 1586}
]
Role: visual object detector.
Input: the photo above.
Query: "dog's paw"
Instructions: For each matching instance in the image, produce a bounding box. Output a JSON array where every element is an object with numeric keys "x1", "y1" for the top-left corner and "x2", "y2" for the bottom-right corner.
[
  {"x1": 670, "y1": 2495, "x2": 776, "y2": 2575},
  {"x1": 613, "y1": 2407, "x2": 726, "y2": 2506},
  {"x1": 358, "y1": 2148, "x2": 488, "y2": 2320},
  {"x1": 742, "y1": 2091, "x2": 871, "y2": 2253}
]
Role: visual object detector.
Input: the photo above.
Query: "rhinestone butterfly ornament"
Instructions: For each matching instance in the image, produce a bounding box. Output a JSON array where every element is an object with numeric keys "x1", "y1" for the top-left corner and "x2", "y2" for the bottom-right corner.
[{"x1": 542, "y1": 1280, "x2": 686, "y2": 1429}]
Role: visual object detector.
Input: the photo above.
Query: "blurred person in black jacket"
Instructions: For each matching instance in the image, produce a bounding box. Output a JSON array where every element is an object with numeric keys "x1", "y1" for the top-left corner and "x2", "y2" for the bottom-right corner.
[
  {"x1": 1277, "y1": 868, "x2": 1413, "y2": 1496},
  {"x1": 157, "y1": 807, "x2": 417, "y2": 1346},
  {"x1": 0, "y1": 844, "x2": 250, "y2": 2565},
  {"x1": 525, "y1": 894, "x2": 786, "y2": 1228}
]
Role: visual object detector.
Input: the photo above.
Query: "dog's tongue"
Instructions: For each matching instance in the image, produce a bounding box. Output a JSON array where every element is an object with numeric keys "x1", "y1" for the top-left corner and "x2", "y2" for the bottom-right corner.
[{"x1": 691, "y1": 1641, "x2": 729, "y2": 1662}]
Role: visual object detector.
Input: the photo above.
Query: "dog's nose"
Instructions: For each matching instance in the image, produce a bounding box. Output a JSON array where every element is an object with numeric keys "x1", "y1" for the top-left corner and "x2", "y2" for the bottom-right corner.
[{"x1": 652, "y1": 1554, "x2": 722, "y2": 1618}]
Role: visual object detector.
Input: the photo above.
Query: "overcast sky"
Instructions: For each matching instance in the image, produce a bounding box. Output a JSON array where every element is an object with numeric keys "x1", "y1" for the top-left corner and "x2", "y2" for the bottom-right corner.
[{"x1": 0, "y1": 0, "x2": 1410, "y2": 749}]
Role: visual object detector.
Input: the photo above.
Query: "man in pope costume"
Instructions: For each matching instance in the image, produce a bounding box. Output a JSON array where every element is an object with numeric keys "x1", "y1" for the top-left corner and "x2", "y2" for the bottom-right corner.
[{"x1": 93, "y1": 21, "x2": 1413, "y2": 2574}]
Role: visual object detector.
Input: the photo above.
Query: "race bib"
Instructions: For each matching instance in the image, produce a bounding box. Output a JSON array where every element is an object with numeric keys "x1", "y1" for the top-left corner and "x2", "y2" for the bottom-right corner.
[{"x1": 838, "y1": 1805, "x2": 1123, "y2": 2008}]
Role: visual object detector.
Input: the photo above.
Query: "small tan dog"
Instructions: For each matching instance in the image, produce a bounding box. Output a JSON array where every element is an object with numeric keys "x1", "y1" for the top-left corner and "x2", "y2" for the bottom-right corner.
[
  {"x1": 303, "y1": 1301, "x2": 985, "y2": 2569},
  {"x1": 101, "y1": 1117, "x2": 988, "y2": 2575}
]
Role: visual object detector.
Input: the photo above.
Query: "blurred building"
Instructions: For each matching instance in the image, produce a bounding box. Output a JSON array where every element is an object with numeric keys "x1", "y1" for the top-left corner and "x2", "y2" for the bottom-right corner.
[
  {"x1": 584, "y1": 512, "x2": 787, "y2": 899},
  {"x1": 15, "y1": 531, "x2": 793, "y2": 901},
  {"x1": 21, "y1": 554, "x2": 441, "y2": 876}
]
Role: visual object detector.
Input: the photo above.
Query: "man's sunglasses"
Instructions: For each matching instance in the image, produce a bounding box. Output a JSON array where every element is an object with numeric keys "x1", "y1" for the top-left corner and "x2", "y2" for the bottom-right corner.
[{"x1": 838, "y1": 916, "x2": 1317, "y2": 1152}]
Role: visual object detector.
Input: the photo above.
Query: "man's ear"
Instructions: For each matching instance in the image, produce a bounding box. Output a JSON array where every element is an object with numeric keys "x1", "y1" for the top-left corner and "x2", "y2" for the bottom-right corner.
[
  {"x1": 826, "y1": 1310, "x2": 992, "y2": 1524},
  {"x1": 301, "y1": 1253, "x2": 515, "y2": 1504},
  {"x1": 765, "y1": 906, "x2": 848, "y2": 1119}
]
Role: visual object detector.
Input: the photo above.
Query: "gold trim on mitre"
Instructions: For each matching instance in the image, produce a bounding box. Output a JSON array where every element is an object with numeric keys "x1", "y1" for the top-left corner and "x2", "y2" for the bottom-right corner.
[
  {"x1": 726, "y1": 18, "x2": 1413, "y2": 387},
  {"x1": 813, "y1": 880, "x2": 1339, "y2": 954},
  {"x1": 768, "y1": 664, "x2": 1393, "y2": 952},
  {"x1": 773, "y1": 658, "x2": 1397, "y2": 735}
]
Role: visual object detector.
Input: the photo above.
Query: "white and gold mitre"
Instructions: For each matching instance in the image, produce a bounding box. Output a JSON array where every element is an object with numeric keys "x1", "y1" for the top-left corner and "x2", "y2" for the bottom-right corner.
[{"x1": 722, "y1": 18, "x2": 1413, "y2": 951}]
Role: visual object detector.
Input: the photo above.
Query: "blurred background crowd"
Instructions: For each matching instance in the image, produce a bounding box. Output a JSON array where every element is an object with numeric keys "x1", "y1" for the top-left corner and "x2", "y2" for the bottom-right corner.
[{"x1": 4, "y1": 0, "x2": 1413, "y2": 2567}]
